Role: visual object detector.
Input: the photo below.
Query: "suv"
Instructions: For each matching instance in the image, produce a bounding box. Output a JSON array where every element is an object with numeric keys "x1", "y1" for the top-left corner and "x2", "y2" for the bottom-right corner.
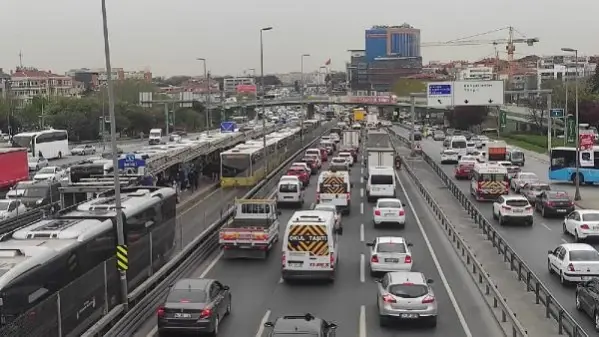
[
  {"x1": 264, "y1": 313, "x2": 337, "y2": 336},
  {"x1": 492, "y1": 195, "x2": 534, "y2": 226}
]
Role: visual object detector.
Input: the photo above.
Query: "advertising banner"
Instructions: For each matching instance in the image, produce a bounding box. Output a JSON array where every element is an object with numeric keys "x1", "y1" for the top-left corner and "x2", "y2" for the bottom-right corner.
[
  {"x1": 236, "y1": 84, "x2": 257, "y2": 93},
  {"x1": 579, "y1": 133, "x2": 594, "y2": 150}
]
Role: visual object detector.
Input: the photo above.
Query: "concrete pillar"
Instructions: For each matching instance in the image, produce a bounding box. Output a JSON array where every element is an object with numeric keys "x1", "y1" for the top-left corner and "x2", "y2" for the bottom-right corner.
[{"x1": 307, "y1": 103, "x2": 315, "y2": 119}]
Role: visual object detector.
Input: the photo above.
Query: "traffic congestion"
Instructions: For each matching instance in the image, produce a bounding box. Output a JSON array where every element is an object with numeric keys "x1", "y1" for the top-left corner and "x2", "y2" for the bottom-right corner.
[{"x1": 396, "y1": 124, "x2": 599, "y2": 333}]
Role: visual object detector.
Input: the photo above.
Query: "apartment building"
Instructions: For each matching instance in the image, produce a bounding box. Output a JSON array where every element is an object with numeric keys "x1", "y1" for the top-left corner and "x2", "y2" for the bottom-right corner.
[
  {"x1": 66, "y1": 67, "x2": 152, "y2": 90},
  {"x1": 223, "y1": 77, "x2": 254, "y2": 94},
  {"x1": 0, "y1": 68, "x2": 10, "y2": 97},
  {"x1": 8, "y1": 67, "x2": 83, "y2": 106}
]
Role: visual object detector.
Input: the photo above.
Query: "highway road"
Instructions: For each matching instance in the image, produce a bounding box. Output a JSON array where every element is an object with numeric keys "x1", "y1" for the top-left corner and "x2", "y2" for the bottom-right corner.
[
  {"x1": 135, "y1": 143, "x2": 503, "y2": 337},
  {"x1": 392, "y1": 126, "x2": 597, "y2": 334}
]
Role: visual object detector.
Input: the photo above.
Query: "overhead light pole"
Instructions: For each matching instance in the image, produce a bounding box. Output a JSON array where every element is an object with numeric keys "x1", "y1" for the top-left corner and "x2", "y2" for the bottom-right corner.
[
  {"x1": 196, "y1": 58, "x2": 210, "y2": 133},
  {"x1": 260, "y1": 27, "x2": 273, "y2": 173},
  {"x1": 101, "y1": 0, "x2": 128, "y2": 310},
  {"x1": 300, "y1": 54, "x2": 310, "y2": 143},
  {"x1": 561, "y1": 47, "x2": 581, "y2": 201}
]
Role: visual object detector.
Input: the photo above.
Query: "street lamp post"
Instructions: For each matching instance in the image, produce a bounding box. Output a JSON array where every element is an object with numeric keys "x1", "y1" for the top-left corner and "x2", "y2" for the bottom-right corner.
[
  {"x1": 300, "y1": 54, "x2": 310, "y2": 144},
  {"x1": 101, "y1": 0, "x2": 128, "y2": 310},
  {"x1": 196, "y1": 58, "x2": 210, "y2": 133},
  {"x1": 562, "y1": 47, "x2": 581, "y2": 201},
  {"x1": 260, "y1": 27, "x2": 273, "y2": 172},
  {"x1": 246, "y1": 68, "x2": 256, "y2": 121}
]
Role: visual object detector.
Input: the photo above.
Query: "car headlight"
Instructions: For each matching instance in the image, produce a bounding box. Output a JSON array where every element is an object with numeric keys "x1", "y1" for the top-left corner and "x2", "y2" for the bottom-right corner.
[{"x1": 36, "y1": 199, "x2": 43, "y2": 205}]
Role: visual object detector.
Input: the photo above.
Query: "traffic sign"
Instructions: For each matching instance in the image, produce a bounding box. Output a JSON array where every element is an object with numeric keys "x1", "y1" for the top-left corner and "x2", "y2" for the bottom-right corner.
[
  {"x1": 452, "y1": 80, "x2": 504, "y2": 106},
  {"x1": 116, "y1": 245, "x2": 128, "y2": 271},
  {"x1": 118, "y1": 153, "x2": 146, "y2": 171},
  {"x1": 550, "y1": 108, "x2": 565, "y2": 118},
  {"x1": 220, "y1": 121, "x2": 237, "y2": 133},
  {"x1": 426, "y1": 82, "x2": 453, "y2": 107}
]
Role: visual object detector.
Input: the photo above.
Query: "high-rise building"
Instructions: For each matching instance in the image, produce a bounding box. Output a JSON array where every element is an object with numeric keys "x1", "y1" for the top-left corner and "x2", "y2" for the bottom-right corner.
[{"x1": 365, "y1": 24, "x2": 421, "y2": 62}]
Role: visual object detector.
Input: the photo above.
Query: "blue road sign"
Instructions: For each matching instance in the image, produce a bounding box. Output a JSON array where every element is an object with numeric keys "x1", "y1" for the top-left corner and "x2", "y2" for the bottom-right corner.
[
  {"x1": 118, "y1": 153, "x2": 146, "y2": 170},
  {"x1": 428, "y1": 84, "x2": 452, "y2": 96},
  {"x1": 220, "y1": 121, "x2": 236, "y2": 133},
  {"x1": 550, "y1": 108, "x2": 565, "y2": 118}
]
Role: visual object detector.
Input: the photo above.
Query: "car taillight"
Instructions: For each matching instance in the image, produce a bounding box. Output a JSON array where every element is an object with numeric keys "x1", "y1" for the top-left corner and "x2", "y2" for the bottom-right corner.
[
  {"x1": 546, "y1": 201, "x2": 554, "y2": 206},
  {"x1": 404, "y1": 255, "x2": 412, "y2": 264},
  {"x1": 374, "y1": 210, "x2": 381, "y2": 216},
  {"x1": 501, "y1": 206, "x2": 511, "y2": 211},
  {"x1": 399, "y1": 210, "x2": 405, "y2": 216},
  {"x1": 568, "y1": 263, "x2": 575, "y2": 272},
  {"x1": 422, "y1": 295, "x2": 435, "y2": 304},
  {"x1": 199, "y1": 308, "x2": 212, "y2": 319},
  {"x1": 371, "y1": 255, "x2": 379, "y2": 263},
  {"x1": 525, "y1": 206, "x2": 532, "y2": 211},
  {"x1": 382, "y1": 294, "x2": 396, "y2": 303},
  {"x1": 316, "y1": 194, "x2": 320, "y2": 202},
  {"x1": 282, "y1": 254, "x2": 286, "y2": 266},
  {"x1": 330, "y1": 253, "x2": 335, "y2": 266},
  {"x1": 581, "y1": 224, "x2": 590, "y2": 230},
  {"x1": 346, "y1": 193, "x2": 350, "y2": 200},
  {"x1": 157, "y1": 306, "x2": 165, "y2": 317}
]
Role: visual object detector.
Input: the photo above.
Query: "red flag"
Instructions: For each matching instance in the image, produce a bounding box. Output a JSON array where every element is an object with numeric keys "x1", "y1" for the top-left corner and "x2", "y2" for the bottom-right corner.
[{"x1": 325, "y1": 58, "x2": 331, "y2": 66}]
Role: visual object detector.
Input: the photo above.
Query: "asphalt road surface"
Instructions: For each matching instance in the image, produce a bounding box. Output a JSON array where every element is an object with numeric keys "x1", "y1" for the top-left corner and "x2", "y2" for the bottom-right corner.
[
  {"x1": 135, "y1": 143, "x2": 502, "y2": 337},
  {"x1": 393, "y1": 126, "x2": 597, "y2": 334}
]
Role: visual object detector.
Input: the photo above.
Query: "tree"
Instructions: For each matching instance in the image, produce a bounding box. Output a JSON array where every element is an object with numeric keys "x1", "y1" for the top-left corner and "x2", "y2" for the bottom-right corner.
[
  {"x1": 589, "y1": 64, "x2": 599, "y2": 94},
  {"x1": 524, "y1": 98, "x2": 547, "y2": 133},
  {"x1": 445, "y1": 106, "x2": 489, "y2": 130},
  {"x1": 391, "y1": 79, "x2": 426, "y2": 97}
]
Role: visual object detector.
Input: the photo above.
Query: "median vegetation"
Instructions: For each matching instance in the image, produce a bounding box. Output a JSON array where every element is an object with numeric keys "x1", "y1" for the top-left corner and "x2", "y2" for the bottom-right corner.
[{"x1": 499, "y1": 133, "x2": 575, "y2": 153}]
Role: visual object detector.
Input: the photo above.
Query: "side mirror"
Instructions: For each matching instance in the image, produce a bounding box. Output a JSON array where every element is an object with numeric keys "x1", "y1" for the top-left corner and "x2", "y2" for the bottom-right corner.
[
  {"x1": 366, "y1": 242, "x2": 374, "y2": 247},
  {"x1": 335, "y1": 228, "x2": 343, "y2": 235},
  {"x1": 426, "y1": 278, "x2": 434, "y2": 284},
  {"x1": 276, "y1": 210, "x2": 282, "y2": 215},
  {"x1": 351, "y1": 183, "x2": 354, "y2": 188},
  {"x1": 264, "y1": 322, "x2": 274, "y2": 328},
  {"x1": 402, "y1": 203, "x2": 406, "y2": 207},
  {"x1": 327, "y1": 322, "x2": 338, "y2": 330},
  {"x1": 548, "y1": 250, "x2": 554, "y2": 255},
  {"x1": 373, "y1": 278, "x2": 381, "y2": 283},
  {"x1": 223, "y1": 285, "x2": 230, "y2": 291},
  {"x1": 407, "y1": 243, "x2": 413, "y2": 247},
  {"x1": 363, "y1": 175, "x2": 368, "y2": 180}
]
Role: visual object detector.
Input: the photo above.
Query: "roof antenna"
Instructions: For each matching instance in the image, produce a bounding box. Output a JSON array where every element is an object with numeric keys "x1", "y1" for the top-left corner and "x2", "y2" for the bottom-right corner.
[{"x1": 18, "y1": 50, "x2": 23, "y2": 68}]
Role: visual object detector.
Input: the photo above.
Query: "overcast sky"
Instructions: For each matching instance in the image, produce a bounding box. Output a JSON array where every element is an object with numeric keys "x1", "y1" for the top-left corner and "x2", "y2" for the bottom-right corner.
[{"x1": 1, "y1": 0, "x2": 597, "y2": 77}]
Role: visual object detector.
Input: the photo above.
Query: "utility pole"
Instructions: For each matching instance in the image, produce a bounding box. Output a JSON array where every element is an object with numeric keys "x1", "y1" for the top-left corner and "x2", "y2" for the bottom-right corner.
[
  {"x1": 300, "y1": 53, "x2": 310, "y2": 144},
  {"x1": 196, "y1": 58, "x2": 210, "y2": 133},
  {"x1": 260, "y1": 27, "x2": 273, "y2": 171},
  {"x1": 562, "y1": 47, "x2": 581, "y2": 201},
  {"x1": 101, "y1": 0, "x2": 128, "y2": 311}
]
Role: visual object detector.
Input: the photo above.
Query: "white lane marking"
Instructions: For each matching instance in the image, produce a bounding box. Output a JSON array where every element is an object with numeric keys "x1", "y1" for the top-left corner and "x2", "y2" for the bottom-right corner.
[
  {"x1": 540, "y1": 222, "x2": 552, "y2": 231},
  {"x1": 360, "y1": 224, "x2": 364, "y2": 242},
  {"x1": 360, "y1": 176, "x2": 363, "y2": 184},
  {"x1": 200, "y1": 251, "x2": 224, "y2": 278},
  {"x1": 310, "y1": 202, "x2": 315, "y2": 209},
  {"x1": 360, "y1": 188, "x2": 364, "y2": 198},
  {"x1": 360, "y1": 202, "x2": 364, "y2": 214},
  {"x1": 396, "y1": 171, "x2": 473, "y2": 337},
  {"x1": 361, "y1": 167, "x2": 364, "y2": 175},
  {"x1": 255, "y1": 310, "x2": 272, "y2": 337},
  {"x1": 359, "y1": 305, "x2": 366, "y2": 337},
  {"x1": 360, "y1": 254, "x2": 365, "y2": 283},
  {"x1": 147, "y1": 188, "x2": 278, "y2": 336}
]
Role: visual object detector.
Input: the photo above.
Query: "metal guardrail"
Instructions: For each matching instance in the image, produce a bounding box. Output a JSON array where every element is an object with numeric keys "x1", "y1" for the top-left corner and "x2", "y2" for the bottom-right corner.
[
  {"x1": 81, "y1": 125, "x2": 330, "y2": 337},
  {"x1": 388, "y1": 133, "x2": 528, "y2": 337},
  {"x1": 388, "y1": 128, "x2": 588, "y2": 337}
]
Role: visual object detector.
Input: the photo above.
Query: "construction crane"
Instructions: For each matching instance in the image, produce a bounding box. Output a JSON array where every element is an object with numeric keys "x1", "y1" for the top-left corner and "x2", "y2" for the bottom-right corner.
[{"x1": 421, "y1": 26, "x2": 539, "y2": 81}]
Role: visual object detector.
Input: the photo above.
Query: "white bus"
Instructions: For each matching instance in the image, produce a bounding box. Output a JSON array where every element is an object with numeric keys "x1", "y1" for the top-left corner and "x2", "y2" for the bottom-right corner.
[{"x1": 12, "y1": 129, "x2": 70, "y2": 159}]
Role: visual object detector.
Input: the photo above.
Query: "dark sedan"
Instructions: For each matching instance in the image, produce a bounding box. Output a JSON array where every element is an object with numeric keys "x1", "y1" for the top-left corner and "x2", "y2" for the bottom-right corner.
[
  {"x1": 535, "y1": 190, "x2": 575, "y2": 218},
  {"x1": 157, "y1": 278, "x2": 232, "y2": 336}
]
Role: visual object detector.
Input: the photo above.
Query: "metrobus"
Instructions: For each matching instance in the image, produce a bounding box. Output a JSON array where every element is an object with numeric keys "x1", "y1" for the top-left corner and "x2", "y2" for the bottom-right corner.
[
  {"x1": 549, "y1": 146, "x2": 599, "y2": 184},
  {"x1": 11, "y1": 129, "x2": 70, "y2": 159}
]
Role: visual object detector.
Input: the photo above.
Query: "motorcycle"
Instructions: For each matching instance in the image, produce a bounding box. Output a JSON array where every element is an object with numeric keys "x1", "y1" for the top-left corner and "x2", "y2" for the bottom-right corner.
[{"x1": 395, "y1": 156, "x2": 402, "y2": 170}]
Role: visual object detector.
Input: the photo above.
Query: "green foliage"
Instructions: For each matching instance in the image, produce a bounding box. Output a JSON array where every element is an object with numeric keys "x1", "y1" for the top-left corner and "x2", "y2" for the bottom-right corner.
[{"x1": 445, "y1": 106, "x2": 489, "y2": 130}]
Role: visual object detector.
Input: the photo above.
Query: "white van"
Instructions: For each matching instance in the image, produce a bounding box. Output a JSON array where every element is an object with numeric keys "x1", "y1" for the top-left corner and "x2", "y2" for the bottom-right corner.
[
  {"x1": 316, "y1": 171, "x2": 351, "y2": 214},
  {"x1": 305, "y1": 148, "x2": 322, "y2": 161},
  {"x1": 366, "y1": 166, "x2": 396, "y2": 202},
  {"x1": 148, "y1": 128, "x2": 163, "y2": 145},
  {"x1": 450, "y1": 136, "x2": 468, "y2": 158},
  {"x1": 277, "y1": 179, "x2": 304, "y2": 207},
  {"x1": 281, "y1": 210, "x2": 341, "y2": 282}
]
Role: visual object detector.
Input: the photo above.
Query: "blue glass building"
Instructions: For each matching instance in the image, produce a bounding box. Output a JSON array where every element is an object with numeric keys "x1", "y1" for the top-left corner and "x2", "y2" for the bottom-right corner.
[{"x1": 365, "y1": 24, "x2": 421, "y2": 62}]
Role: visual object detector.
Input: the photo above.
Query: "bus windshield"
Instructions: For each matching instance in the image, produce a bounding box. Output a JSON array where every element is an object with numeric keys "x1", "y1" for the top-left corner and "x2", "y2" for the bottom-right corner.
[
  {"x1": 12, "y1": 135, "x2": 32, "y2": 151},
  {"x1": 221, "y1": 154, "x2": 251, "y2": 178}
]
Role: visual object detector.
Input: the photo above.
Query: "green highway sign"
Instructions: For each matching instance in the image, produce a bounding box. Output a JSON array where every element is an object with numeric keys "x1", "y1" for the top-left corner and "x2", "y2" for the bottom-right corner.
[{"x1": 550, "y1": 108, "x2": 565, "y2": 118}]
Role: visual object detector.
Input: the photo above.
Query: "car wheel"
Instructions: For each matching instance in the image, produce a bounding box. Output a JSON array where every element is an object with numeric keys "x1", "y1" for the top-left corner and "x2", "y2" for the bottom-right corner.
[
  {"x1": 594, "y1": 311, "x2": 599, "y2": 331},
  {"x1": 548, "y1": 259, "x2": 554, "y2": 274},
  {"x1": 211, "y1": 315, "x2": 220, "y2": 336},
  {"x1": 35, "y1": 165, "x2": 39, "y2": 171},
  {"x1": 498, "y1": 215, "x2": 504, "y2": 226},
  {"x1": 560, "y1": 271, "x2": 568, "y2": 285},
  {"x1": 492, "y1": 210, "x2": 498, "y2": 220},
  {"x1": 379, "y1": 315, "x2": 388, "y2": 327},
  {"x1": 225, "y1": 297, "x2": 232, "y2": 316},
  {"x1": 541, "y1": 207, "x2": 546, "y2": 218},
  {"x1": 575, "y1": 292, "x2": 582, "y2": 310},
  {"x1": 428, "y1": 316, "x2": 437, "y2": 328},
  {"x1": 575, "y1": 230, "x2": 582, "y2": 242}
]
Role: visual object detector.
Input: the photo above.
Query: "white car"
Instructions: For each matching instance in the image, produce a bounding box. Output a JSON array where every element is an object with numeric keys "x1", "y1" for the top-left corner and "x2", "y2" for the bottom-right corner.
[
  {"x1": 471, "y1": 136, "x2": 482, "y2": 149},
  {"x1": 338, "y1": 152, "x2": 354, "y2": 166},
  {"x1": 510, "y1": 172, "x2": 540, "y2": 193},
  {"x1": 330, "y1": 133, "x2": 340, "y2": 143},
  {"x1": 478, "y1": 135, "x2": 489, "y2": 147},
  {"x1": 367, "y1": 236, "x2": 413, "y2": 276},
  {"x1": 563, "y1": 210, "x2": 599, "y2": 242},
  {"x1": 314, "y1": 204, "x2": 342, "y2": 233},
  {"x1": 466, "y1": 141, "x2": 476, "y2": 154},
  {"x1": 70, "y1": 144, "x2": 96, "y2": 155},
  {"x1": 548, "y1": 243, "x2": 599, "y2": 284},
  {"x1": 330, "y1": 157, "x2": 350, "y2": 171},
  {"x1": 0, "y1": 199, "x2": 27, "y2": 220},
  {"x1": 471, "y1": 150, "x2": 487, "y2": 163},
  {"x1": 27, "y1": 155, "x2": 48, "y2": 171},
  {"x1": 492, "y1": 195, "x2": 533, "y2": 226},
  {"x1": 373, "y1": 198, "x2": 406, "y2": 228},
  {"x1": 33, "y1": 166, "x2": 67, "y2": 182},
  {"x1": 440, "y1": 150, "x2": 459, "y2": 164}
]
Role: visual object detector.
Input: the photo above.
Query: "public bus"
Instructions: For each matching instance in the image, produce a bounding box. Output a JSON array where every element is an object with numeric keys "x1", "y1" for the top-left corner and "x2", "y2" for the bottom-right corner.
[
  {"x1": 11, "y1": 129, "x2": 70, "y2": 159},
  {"x1": 549, "y1": 146, "x2": 599, "y2": 184},
  {"x1": 0, "y1": 187, "x2": 177, "y2": 336},
  {"x1": 220, "y1": 128, "x2": 301, "y2": 187}
]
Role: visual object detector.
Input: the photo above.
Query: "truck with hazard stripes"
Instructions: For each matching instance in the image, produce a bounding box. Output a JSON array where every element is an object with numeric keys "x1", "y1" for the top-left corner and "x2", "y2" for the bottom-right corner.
[
  {"x1": 281, "y1": 210, "x2": 340, "y2": 282},
  {"x1": 316, "y1": 170, "x2": 351, "y2": 214},
  {"x1": 218, "y1": 199, "x2": 280, "y2": 259},
  {"x1": 469, "y1": 163, "x2": 509, "y2": 201}
]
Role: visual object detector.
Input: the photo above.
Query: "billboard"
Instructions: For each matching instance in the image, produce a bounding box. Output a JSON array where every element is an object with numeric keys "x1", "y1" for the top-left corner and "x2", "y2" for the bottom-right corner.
[
  {"x1": 452, "y1": 80, "x2": 504, "y2": 106},
  {"x1": 236, "y1": 84, "x2": 257, "y2": 93}
]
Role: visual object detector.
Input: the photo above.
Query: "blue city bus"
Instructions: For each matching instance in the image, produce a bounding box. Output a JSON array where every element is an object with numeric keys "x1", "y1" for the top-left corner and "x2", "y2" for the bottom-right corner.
[{"x1": 549, "y1": 146, "x2": 599, "y2": 184}]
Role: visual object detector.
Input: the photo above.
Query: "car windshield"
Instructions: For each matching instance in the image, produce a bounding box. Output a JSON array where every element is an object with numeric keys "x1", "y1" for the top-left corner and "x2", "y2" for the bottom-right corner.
[
  {"x1": 38, "y1": 167, "x2": 55, "y2": 174},
  {"x1": 378, "y1": 201, "x2": 401, "y2": 208},
  {"x1": 166, "y1": 289, "x2": 207, "y2": 303},
  {"x1": 443, "y1": 151, "x2": 458, "y2": 155},
  {"x1": 371, "y1": 175, "x2": 393, "y2": 185},
  {"x1": 388, "y1": 284, "x2": 428, "y2": 298},
  {"x1": 339, "y1": 153, "x2": 350, "y2": 157},
  {"x1": 569, "y1": 250, "x2": 599, "y2": 261},
  {"x1": 332, "y1": 159, "x2": 345, "y2": 164},
  {"x1": 23, "y1": 187, "x2": 48, "y2": 198},
  {"x1": 582, "y1": 213, "x2": 599, "y2": 222},
  {"x1": 377, "y1": 242, "x2": 406, "y2": 253},
  {"x1": 506, "y1": 199, "x2": 529, "y2": 207},
  {"x1": 0, "y1": 201, "x2": 10, "y2": 211},
  {"x1": 547, "y1": 191, "x2": 570, "y2": 201}
]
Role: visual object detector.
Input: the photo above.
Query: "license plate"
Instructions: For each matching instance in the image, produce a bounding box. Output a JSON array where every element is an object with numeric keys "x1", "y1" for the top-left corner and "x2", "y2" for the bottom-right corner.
[
  {"x1": 174, "y1": 313, "x2": 191, "y2": 318},
  {"x1": 400, "y1": 313, "x2": 419, "y2": 319},
  {"x1": 513, "y1": 209, "x2": 523, "y2": 213},
  {"x1": 321, "y1": 198, "x2": 331, "y2": 202},
  {"x1": 288, "y1": 262, "x2": 302, "y2": 267},
  {"x1": 557, "y1": 209, "x2": 566, "y2": 213},
  {"x1": 385, "y1": 213, "x2": 394, "y2": 216},
  {"x1": 384, "y1": 258, "x2": 399, "y2": 263},
  {"x1": 283, "y1": 196, "x2": 293, "y2": 199}
]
